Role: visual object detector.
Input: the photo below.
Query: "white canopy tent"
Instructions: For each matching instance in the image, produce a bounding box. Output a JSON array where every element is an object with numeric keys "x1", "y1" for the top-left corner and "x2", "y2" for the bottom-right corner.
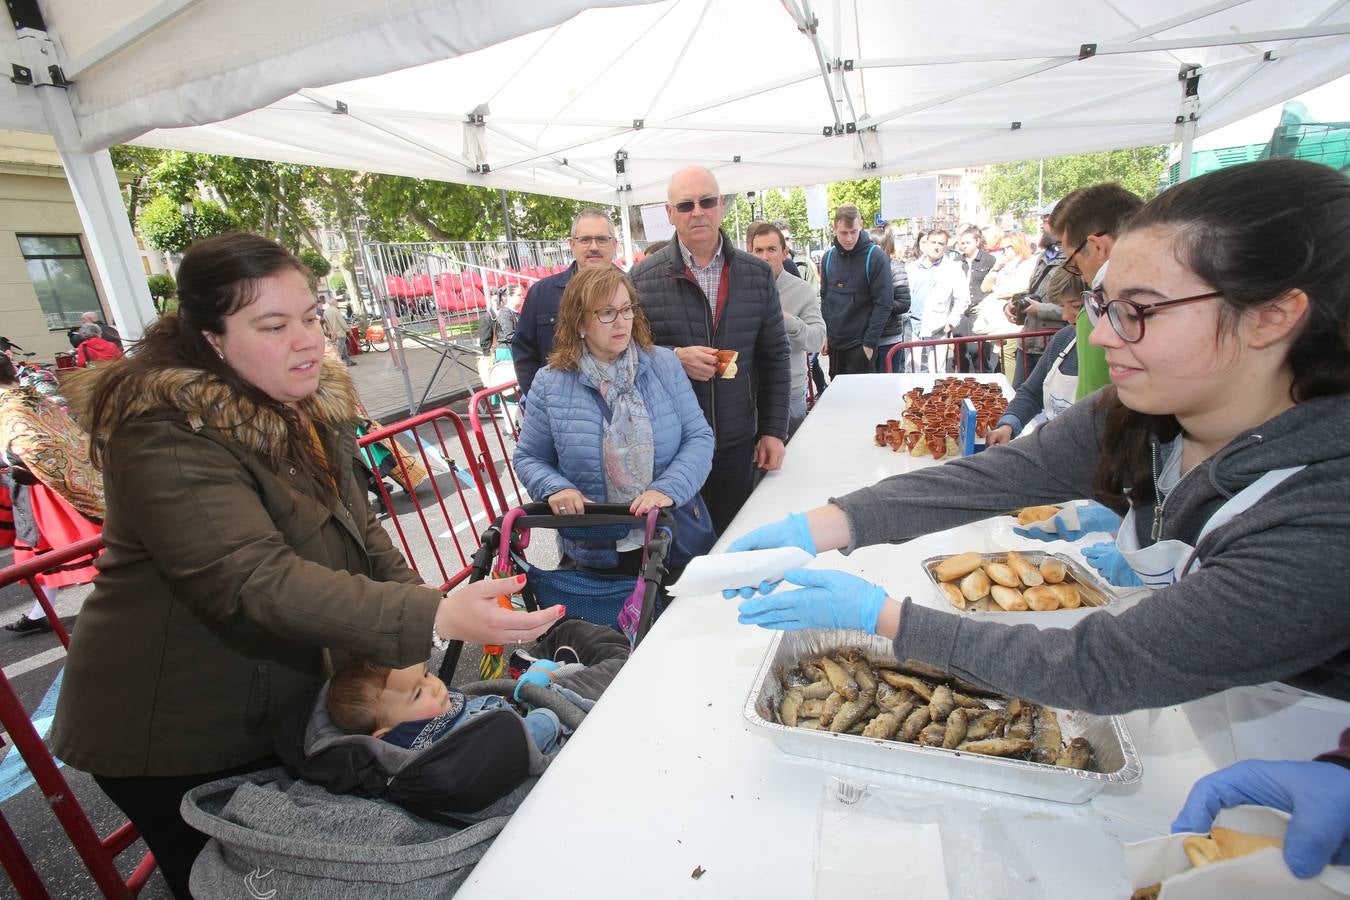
[{"x1": 4, "y1": 0, "x2": 1350, "y2": 337}]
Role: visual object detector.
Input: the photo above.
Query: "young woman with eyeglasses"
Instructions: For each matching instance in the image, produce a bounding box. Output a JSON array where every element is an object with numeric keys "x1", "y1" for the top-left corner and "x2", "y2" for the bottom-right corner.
[
  {"x1": 722, "y1": 159, "x2": 1350, "y2": 715},
  {"x1": 513, "y1": 265, "x2": 714, "y2": 575}
]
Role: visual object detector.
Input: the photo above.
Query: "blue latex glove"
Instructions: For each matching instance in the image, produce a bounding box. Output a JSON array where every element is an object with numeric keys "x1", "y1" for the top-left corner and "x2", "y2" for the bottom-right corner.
[
  {"x1": 735, "y1": 568, "x2": 887, "y2": 633},
  {"x1": 727, "y1": 512, "x2": 817, "y2": 556},
  {"x1": 1014, "y1": 501, "x2": 1122, "y2": 542},
  {"x1": 1081, "y1": 541, "x2": 1144, "y2": 587},
  {"x1": 1172, "y1": 759, "x2": 1350, "y2": 878},
  {"x1": 722, "y1": 513, "x2": 819, "y2": 599},
  {"x1": 513, "y1": 659, "x2": 561, "y2": 702}
]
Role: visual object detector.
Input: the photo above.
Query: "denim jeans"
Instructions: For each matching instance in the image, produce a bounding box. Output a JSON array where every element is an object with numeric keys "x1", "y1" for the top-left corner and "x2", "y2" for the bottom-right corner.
[{"x1": 455, "y1": 694, "x2": 563, "y2": 754}]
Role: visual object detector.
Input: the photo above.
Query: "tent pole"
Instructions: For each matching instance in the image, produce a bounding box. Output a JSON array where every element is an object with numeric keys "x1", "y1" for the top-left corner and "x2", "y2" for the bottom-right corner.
[
  {"x1": 16, "y1": 29, "x2": 156, "y2": 343},
  {"x1": 1176, "y1": 65, "x2": 1202, "y2": 183},
  {"x1": 618, "y1": 198, "x2": 634, "y2": 270}
]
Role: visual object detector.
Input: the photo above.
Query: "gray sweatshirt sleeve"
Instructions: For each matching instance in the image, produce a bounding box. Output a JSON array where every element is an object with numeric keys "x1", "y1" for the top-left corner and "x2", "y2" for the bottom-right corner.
[{"x1": 832, "y1": 391, "x2": 1106, "y2": 551}]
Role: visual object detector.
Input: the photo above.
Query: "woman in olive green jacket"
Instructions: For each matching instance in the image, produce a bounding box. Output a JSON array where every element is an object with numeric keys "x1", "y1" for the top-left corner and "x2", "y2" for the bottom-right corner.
[{"x1": 49, "y1": 233, "x2": 560, "y2": 898}]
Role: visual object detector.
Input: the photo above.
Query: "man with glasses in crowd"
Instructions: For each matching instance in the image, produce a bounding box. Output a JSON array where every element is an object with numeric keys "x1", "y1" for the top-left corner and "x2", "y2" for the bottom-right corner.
[
  {"x1": 511, "y1": 208, "x2": 618, "y2": 397},
  {"x1": 1052, "y1": 182, "x2": 1144, "y2": 399},
  {"x1": 632, "y1": 166, "x2": 790, "y2": 533},
  {"x1": 905, "y1": 228, "x2": 968, "y2": 373}
]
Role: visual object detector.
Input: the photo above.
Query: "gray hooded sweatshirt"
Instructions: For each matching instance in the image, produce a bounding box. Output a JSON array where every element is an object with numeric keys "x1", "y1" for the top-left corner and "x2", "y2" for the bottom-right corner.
[{"x1": 832, "y1": 390, "x2": 1350, "y2": 714}]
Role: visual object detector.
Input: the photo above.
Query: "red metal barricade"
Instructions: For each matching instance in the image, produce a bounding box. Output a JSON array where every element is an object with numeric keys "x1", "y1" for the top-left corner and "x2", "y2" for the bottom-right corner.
[
  {"x1": 882, "y1": 329, "x2": 1059, "y2": 375},
  {"x1": 466, "y1": 382, "x2": 525, "y2": 518},
  {"x1": 0, "y1": 536, "x2": 156, "y2": 899},
  {"x1": 357, "y1": 408, "x2": 493, "y2": 591}
]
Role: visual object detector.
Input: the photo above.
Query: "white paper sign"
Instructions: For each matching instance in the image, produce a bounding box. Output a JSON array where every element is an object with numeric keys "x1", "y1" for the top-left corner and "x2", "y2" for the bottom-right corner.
[
  {"x1": 805, "y1": 184, "x2": 829, "y2": 229},
  {"x1": 639, "y1": 203, "x2": 675, "y2": 242},
  {"x1": 881, "y1": 176, "x2": 938, "y2": 220}
]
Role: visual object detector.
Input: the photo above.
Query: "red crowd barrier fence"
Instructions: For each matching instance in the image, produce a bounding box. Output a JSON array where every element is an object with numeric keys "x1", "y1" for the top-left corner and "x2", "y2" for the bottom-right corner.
[
  {"x1": 882, "y1": 329, "x2": 1059, "y2": 375},
  {"x1": 0, "y1": 536, "x2": 155, "y2": 899},
  {"x1": 467, "y1": 382, "x2": 525, "y2": 518},
  {"x1": 357, "y1": 408, "x2": 494, "y2": 591}
]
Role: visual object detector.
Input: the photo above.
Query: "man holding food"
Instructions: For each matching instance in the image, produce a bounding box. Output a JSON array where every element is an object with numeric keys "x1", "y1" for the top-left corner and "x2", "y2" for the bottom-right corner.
[{"x1": 631, "y1": 166, "x2": 791, "y2": 532}]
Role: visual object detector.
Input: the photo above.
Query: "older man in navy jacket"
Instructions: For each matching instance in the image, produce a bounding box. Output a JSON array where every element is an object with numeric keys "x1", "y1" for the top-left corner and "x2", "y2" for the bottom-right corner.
[
  {"x1": 631, "y1": 166, "x2": 791, "y2": 533},
  {"x1": 511, "y1": 208, "x2": 618, "y2": 396}
]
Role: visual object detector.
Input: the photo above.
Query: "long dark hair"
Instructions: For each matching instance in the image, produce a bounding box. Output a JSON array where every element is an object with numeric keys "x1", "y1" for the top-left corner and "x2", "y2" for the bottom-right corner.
[
  {"x1": 1095, "y1": 159, "x2": 1350, "y2": 509},
  {"x1": 85, "y1": 233, "x2": 336, "y2": 488}
]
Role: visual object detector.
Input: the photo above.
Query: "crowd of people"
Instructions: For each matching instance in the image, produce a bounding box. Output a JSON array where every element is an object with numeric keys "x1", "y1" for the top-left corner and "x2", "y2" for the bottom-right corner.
[{"x1": 0, "y1": 157, "x2": 1345, "y2": 895}]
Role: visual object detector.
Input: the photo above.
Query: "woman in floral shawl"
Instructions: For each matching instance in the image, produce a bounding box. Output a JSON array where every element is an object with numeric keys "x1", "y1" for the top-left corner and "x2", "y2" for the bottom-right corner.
[{"x1": 0, "y1": 353, "x2": 104, "y2": 633}]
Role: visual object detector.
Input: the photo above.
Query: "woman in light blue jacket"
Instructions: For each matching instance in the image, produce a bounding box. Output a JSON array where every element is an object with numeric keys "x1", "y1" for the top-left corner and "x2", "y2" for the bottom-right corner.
[{"x1": 513, "y1": 265, "x2": 714, "y2": 572}]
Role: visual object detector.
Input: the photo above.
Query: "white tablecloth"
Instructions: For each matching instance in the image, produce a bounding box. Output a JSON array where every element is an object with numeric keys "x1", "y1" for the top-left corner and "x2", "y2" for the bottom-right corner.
[{"x1": 457, "y1": 374, "x2": 1347, "y2": 899}]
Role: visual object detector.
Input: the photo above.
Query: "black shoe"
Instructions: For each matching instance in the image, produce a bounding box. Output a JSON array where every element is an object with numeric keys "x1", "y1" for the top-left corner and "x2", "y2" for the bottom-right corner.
[{"x1": 5, "y1": 614, "x2": 51, "y2": 634}]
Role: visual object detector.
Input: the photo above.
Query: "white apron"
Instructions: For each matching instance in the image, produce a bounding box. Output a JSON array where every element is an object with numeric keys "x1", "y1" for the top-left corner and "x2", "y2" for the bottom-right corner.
[{"x1": 1116, "y1": 465, "x2": 1306, "y2": 590}]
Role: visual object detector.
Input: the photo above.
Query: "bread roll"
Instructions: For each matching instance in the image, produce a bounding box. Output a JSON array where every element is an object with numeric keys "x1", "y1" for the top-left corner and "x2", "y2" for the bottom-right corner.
[
  {"x1": 1006, "y1": 551, "x2": 1044, "y2": 586},
  {"x1": 958, "y1": 568, "x2": 991, "y2": 604},
  {"x1": 934, "y1": 552, "x2": 983, "y2": 582},
  {"x1": 1048, "y1": 582, "x2": 1081, "y2": 610},
  {"x1": 938, "y1": 582, "x2": 967, "y2": 610},
  {"x1": 1211, "y1": 827, "x2": 1283, "y2": 860},
  {"x1": 1024, "y1": 585, "x2": 1060, "y2": 611},
  {"x1": 990, "y1": 585, "x2": 1028, "y2": 611},
  {"x1": 1039, "y1": 558, "x2": 1068, "y2": 583},
  {"x1": 1016, "y1": 505, "x2": 1060, "y2": 526},
  {"x1": 984, "y1": 562, "x2": 1020, "y2": 588}
]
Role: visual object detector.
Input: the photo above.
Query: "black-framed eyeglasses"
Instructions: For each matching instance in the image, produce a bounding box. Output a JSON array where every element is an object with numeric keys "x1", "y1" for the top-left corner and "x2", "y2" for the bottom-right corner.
[
  {"x1": 594, "y1": 305, "x2": 636, "y2": 324},
  {"x1": 1082, "y1": 288, "x2": 1224, "y2": 343},
  {"x1": 671, "y1": 196, "x2": 720, "y2": 214},
  {"x1": 1061, "y1": 231, "x2": 1108, "y2": 278},
  {"x1": 571, "y1": 235, "x2": 615, "y2": 246}
]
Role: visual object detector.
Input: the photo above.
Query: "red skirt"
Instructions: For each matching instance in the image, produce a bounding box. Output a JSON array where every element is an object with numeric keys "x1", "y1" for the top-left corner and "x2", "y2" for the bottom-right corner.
[
  {"x1": 12, "y1": 482, "x2": 102, "y2": 588},
  {"x1": 0, "y1": 481, "x2": 14, "y2": 549}
]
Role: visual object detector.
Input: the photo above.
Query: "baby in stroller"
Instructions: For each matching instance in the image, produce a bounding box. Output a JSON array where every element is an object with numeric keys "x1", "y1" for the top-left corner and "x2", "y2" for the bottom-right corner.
[{"x1": 327, "y1": 658, "x2": 584, "y2": 755}]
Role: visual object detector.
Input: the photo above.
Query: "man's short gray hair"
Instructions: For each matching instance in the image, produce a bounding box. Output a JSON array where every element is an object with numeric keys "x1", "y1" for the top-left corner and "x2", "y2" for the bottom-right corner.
[
  {"x1": 79, "y1": 323, "x2": 102, "y2": 338},
  {"x1": 570, "y1": 208, "x2": 615, "y2": 238}
]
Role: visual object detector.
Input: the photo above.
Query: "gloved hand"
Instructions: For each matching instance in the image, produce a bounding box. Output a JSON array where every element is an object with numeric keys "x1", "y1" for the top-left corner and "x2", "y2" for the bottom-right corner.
[
  {"x1": 513, "y1": 659, "x2": 561, "y2": 703},
  {"x1": 727, "y1": 512, "x2": 817, "y2": 556},
  {"x1": 1172, "y1": 759, "x2": 1350, "y2": 878},
  {"x1": 1015, "y1": 501, "x2": 1122, "y2": 542},
  {"x1": 1081, "y1": 541, "x2": 1143, "y2": 587},
  {"x1": 735, "y1": 568, "x2": 887, "y2": 633}
]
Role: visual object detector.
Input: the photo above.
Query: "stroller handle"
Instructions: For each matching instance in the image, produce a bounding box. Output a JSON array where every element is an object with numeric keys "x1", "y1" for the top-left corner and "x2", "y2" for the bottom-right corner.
[{"x1": 496, "y1": 503, "x2": 675, "y2": 573}]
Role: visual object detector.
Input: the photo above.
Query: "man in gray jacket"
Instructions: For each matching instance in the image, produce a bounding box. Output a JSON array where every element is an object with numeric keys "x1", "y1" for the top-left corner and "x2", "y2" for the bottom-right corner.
[{"x1": 747, "y1": 221, "x2": 826, "y2": 437}]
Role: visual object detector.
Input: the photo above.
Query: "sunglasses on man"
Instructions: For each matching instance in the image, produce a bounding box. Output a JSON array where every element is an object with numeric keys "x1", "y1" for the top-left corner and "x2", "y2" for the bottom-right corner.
[{"x1": 671, "y1": 196, "x2": 720, "y2": 214}]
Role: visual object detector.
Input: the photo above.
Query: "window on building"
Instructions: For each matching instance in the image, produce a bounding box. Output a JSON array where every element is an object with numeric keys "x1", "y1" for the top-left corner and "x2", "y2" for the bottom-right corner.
[{"x1": 17, "y1": 235, "x2": 102, "y2": 330}]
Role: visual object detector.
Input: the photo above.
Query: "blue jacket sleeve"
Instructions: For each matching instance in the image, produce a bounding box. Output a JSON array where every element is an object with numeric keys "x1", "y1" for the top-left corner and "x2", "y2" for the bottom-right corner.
[
  {"x1": 510, "y1": 371, "x2": 576, "y2": 501},
  {"x1": 997, "y1": 325, "x2": 1075, "y2": 436},
  {"x1": 863, "y1": 249, "x2": 894, "y2": 349},
  {"x1": 510, "y1": 293, "x2": 541, "y2": 396},
  {"x1": 646, "y1": 352, "x2": 715, "y2": 505}
]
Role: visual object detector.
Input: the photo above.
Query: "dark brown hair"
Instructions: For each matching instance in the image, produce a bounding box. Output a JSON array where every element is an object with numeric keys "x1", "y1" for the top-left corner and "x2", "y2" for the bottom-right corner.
[
  {"x1": 746, "y1": 220, "x2": 785, "y2": 251},
  {"x1": 84, "y1": 232, "x2": 336, "y2": 490},
  {"x1": 326, "y1": 659, "x2": 394, "y2": 734},
  {"x1": 1055, "y1": 183, "x2": 1143, "y2": 247},
  {"x1": 1094, "y1": 159, "x2": 1350, "y2": 510},
  {"x1": 547, "y1": 266, "x2": 653, "y2": 371}
]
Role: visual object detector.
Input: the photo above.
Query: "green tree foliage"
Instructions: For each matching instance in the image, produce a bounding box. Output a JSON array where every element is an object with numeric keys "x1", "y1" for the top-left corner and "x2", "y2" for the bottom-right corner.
[
  {"x1": 827, "y1": 179, "x2": 882, "y2": 228},
  {"x1": 145, "y1": 273, "x2": 176, "y2": 314},
  {"x1": 981, "y1": 147, "x2": 1168, "y2": 219},
  {"x1": 297, "y1": 248, "x2": 331, "y2": 278},
  {"x1": 137, "y1": 196, "x2": 238, "y2": 253},
  {"x1": 327, "y1": 271, "x2": 346, "y2": 294}
]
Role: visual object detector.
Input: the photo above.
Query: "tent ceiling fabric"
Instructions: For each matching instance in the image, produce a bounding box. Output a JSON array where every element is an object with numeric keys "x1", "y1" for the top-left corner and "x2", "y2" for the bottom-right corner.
[{"x1": 8, "y1": 0, "x2": 1350, "y2": 205}]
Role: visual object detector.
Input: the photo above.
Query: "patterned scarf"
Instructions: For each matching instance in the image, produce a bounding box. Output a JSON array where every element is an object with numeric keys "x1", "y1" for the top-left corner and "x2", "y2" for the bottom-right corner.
[{"x1": 578, "y1": 344, "x2": 654, "y2": 505}]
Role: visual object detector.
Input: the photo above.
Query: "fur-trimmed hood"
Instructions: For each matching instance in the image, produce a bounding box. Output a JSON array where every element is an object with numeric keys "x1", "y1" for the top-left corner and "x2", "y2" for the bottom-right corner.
[{"x1": 67, "y1": 358, "x2": 360, "y2": 466}]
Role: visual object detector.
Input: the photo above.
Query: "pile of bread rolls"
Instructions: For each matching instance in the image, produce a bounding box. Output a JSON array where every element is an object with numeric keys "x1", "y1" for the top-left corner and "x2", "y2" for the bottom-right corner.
[{"x1": 931, "y1": 550, "x2": 1083, "y2": 612}]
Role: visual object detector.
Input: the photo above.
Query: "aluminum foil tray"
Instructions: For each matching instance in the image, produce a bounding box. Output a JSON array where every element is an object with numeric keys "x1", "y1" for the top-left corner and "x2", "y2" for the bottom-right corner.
[
  {"x1": 921, "y1": 551, "x2": 1114, "y2": 614},
  {"x1": 743, "y1": 630, "x2": 1141, "y2": 804}
]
